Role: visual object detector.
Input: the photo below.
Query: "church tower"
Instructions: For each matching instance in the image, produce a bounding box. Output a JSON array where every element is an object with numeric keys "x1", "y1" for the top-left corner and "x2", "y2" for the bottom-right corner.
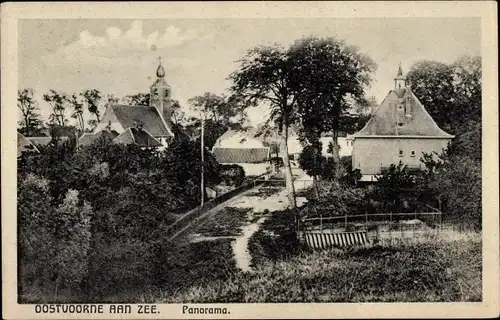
[
  {"x1": 150, "y1": 57, "x2": 173, "y2": 128},
  {"x1": 394, "y1": 62, "x2": 406, "y2": 89}
]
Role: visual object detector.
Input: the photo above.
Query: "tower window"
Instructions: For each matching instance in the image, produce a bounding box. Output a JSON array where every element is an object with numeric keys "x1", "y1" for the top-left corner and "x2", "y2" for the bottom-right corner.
[
  {"x1": 399, "y1": 150, "x2": 404, "y2": 157},
  {"x1": 411, "y1": 150, "x2": 416, "y2": 157}
]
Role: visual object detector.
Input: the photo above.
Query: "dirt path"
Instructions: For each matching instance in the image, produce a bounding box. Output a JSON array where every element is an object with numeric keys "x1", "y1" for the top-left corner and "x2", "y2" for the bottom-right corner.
[
  {"x1": 184, "y1": 170, "x2": 313, "y2": 272},
  {"x1": 230, "y1": 175, "x2": 311, "y2": 272}
]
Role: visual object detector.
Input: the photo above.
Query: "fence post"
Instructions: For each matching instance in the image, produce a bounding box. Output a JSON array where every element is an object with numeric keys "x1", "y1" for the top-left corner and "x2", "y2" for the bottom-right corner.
[
  {"x1": 320, "y1": 214, "x2": 323, "y2": 232},
  {"x1": 365, "y1": 213, "x2": 368, "y2": 231},
  {"x1": 344, "y1": 214, "x2": 348, "y2": 230}
]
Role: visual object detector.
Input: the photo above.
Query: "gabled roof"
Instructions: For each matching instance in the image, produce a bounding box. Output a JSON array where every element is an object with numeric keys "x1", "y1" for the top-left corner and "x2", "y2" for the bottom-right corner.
[
  {"x1": 212, "y1": 147, "x2": 270, "y2": 164},
  {"x1": 78, "y1": 130, "x2": 119, "y2": 147},
  {"x1": 113, "y1": 127, "x2": 162, "y2": 147},
  {"x1": 110, "y1": 104, "x2": 173, "y2": 138},
  {"x1": 17, "y1": 132, "x2": 39, "y2": 156},
  {"x1": 353, "y1": 87, "x2": 454, "y2": 138}
]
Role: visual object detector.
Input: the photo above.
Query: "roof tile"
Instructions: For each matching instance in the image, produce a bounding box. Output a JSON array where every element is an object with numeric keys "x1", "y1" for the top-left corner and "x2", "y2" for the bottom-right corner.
[{"x1": 212, "y1": 147, "x2": 270, "y2": 163}]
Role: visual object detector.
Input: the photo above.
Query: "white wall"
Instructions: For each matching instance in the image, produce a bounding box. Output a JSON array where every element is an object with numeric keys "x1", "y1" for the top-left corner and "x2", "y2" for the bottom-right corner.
[
  {"x1": 352, "y1": 137, "x2": 451, "y2": 175},
  {"x1": 224, "y1": 163, "x2": 270, "y2": 177}
]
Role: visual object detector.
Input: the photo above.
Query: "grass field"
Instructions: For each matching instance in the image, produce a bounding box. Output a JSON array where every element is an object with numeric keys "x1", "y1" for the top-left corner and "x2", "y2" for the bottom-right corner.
[{"x1": 157, "y1": 210, "x2": 481, "y2": 303}]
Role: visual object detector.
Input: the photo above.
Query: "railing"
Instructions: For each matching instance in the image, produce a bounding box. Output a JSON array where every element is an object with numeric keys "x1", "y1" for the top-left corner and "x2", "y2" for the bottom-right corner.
[{"x1": 297, "y1": 203, "x2": 444, "y2": 243}]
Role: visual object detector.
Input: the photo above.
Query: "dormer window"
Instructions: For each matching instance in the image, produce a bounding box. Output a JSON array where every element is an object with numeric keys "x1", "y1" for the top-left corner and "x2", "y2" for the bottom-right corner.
[{"x1": 399, "y1": 150, "x2": 404, "y2": 157}]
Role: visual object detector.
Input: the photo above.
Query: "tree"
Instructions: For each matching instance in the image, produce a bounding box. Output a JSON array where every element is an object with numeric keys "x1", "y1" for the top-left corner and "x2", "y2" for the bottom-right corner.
[
  {"x1": 406, "y1": 61, "x2": 455, "y2": 132},
  {"x1": 450, "y1": 56, "x2": 482, "y2": 130},
  {"x1": 44, "y1": 90, "x2": 69, "y2": 127},
  {"x1": 122, "y1": 92, "x2": 150, "y2": 106},
  {"x1": 406, "y1": 56, "x2": 481, "y2": 136},
  {"x1": 288, "y1": 36, "x2": 376, "y2": 179},
  {"x1": 18, "y1": 88, "x2": 45, "y2": 136},
  {"x1": 298, "y1": 142, "x2": 327, "y2": 199},
  {"x1": 81, "y1": 89, "x2": 103, "y2": 122},
  {"x1": 229, "y1": 44, "x2": 298, "y2": 208},
  {"x1": 68, "y1": 94, "x2": 85, "y2": 132},
  {"x1": 171, "y1": 100, "x2": 186, "y2": 125}
]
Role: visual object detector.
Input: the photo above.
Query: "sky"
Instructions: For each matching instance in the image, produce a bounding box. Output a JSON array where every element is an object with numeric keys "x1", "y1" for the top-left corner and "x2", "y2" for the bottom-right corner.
[{"x1": 18, "y1": 18, "x2": 481, "y2": 127}]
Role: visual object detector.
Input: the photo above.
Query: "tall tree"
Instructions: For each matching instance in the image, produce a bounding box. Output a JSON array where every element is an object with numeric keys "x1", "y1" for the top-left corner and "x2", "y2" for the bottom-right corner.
[
  {"x1": 406, "y1": 61, "x2": 455, "y2": 132},
  {"x1": 18, "y1": 88, "x2": 44, "y2": 136},
  {"x1": 68, "y1": 94, "x2": 85, "y2": 132},
  {"x1": 81, "y1": 89, "x2": 103, "y2": 122},
  {"x1": 288, "y1": 36, "x2": 376, "y2": 179},
  {"x1": 450, "y1": 56, "x2": 482, "y2": 130},
  {"x1": 230, "y1": 45, "x2": 298, "y2": 208},
  {"x1": 407, "y1": 56, "x2": 481, "y2": 136},
  {"x1": 43, "y1": 90, "x2": 68, "y2": 127}
]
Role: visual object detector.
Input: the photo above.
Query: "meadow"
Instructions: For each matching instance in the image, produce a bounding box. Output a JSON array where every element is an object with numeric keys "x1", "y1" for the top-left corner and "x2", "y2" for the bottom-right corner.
[{"x1": 155, "y1": 210, "x2": 481, "y2": 303}]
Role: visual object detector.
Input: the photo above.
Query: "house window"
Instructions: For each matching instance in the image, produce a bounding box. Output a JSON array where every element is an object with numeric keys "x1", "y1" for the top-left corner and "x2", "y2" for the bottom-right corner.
[
  {"x1": 398, "y1": 104, "x2": 404, "y2": 110},
  {"x1": 411, "y1": 150, "x2": 416, "y2": 157},
  {"x1": 399, "y1": 150, "x2": 404, "y2": 157},
  {"x1": 397, "y1": 122, "x2": 404, "y2": 127}
]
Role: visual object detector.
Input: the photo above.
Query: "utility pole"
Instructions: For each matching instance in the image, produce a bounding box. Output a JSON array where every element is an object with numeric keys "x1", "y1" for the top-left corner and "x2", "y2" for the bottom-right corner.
[{"x1": 200, "y1": 112, "x2": 205, "y2": 206}]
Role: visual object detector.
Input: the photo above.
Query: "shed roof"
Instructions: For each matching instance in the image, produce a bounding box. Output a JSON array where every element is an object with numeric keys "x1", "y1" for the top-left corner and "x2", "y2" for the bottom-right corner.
[{"x1": 212, "y1": 147, "x2": 270, "y2": 164}]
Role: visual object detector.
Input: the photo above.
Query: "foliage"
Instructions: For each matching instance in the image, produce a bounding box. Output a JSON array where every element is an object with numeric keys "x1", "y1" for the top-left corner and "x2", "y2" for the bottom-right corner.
[
  {"x1": 68, "y1": 94, "x2": 85, "y2": 131},
  {"x1": 421, "y1": 147, "x2": 481, "y2": 230},
  {"x1": 289, "y1": 36, "x2": 376, "y2": 178},
  {"x1": 81, "y1": 89, "x2": 103, "y2": 122},
  {"x1": 248, "y1": 209, "x2": 304, "y2": 267},
  {"x1": 18, "y1": 89, "x2": 45, "y2": 136},
  {"x1": 230, "y1": 44, "x2": 297, "y2": 208},
  {"x1": 18, "y1": 181, "x2": 93, "y2": 300},
  {"x1": 122, "y1": 92, "x2": 150, "y2": 106},
  {"x1": 407, "y1": 56, "x2": 481, "y2": 135},
  {"x1": 338, "y1": 156, "x2": 362, "y2": 186},
  {"x1": 43, "y1": 90, "x2": 69, "y2": 126},
  {"x1": 159, "y1": 137, "x2": 222, "y2": 207},
  {"x1": 298, "y1": 142, "x2": 327, "y2": 178},
  {"x1": 220, "y1": 164, "x2": 246, "y2": 187}
]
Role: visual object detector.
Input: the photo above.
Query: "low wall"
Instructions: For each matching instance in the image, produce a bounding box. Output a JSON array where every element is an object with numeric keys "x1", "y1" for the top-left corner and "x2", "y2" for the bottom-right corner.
[{"x1": 164, "y1": 175, "x2": 268, "y2": 240}]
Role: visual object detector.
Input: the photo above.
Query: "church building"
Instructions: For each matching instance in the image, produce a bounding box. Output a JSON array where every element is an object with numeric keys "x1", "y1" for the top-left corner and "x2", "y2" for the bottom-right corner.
[
  {"x1": 351, "y1": 64, "x2": 454, "y2": 182},
  {"x1": 80, "y1": 58, "x2": 174, "y2": 149}
]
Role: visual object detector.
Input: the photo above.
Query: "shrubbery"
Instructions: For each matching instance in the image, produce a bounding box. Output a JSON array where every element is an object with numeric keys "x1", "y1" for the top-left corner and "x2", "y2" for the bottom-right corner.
[
  {"x1": 18, "y1": 135, "x2": 223, "y2": 302},
  {"x1": 220, "y1": 164, "x2": 246, "y2": 187}
]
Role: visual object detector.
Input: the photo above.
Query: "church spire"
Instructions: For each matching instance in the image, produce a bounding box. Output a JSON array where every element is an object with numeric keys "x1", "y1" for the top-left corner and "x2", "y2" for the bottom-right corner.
[
  {"x1": 394, "y1": 62, "x2": 406, "y2": 89},
  {"x1": 156, "y1": 56, "x2": 165, "y2": 78}
]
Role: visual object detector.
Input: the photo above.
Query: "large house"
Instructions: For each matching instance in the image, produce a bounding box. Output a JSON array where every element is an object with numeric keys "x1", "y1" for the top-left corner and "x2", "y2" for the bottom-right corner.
[
  {"x1": 351, "y1": 65, "x2": 454, "y2": 181},
  {"x1": 80, "y1": 58, "x2": 174, "y2": 149}
]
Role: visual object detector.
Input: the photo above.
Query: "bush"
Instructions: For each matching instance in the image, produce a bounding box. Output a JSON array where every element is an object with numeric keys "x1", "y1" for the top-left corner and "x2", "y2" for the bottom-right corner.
[
  {"x1": 248, "y1": 209, "x2": 304, "y2": 267},
  {"x1": 18, "y1": 183, "x2": 93, "y2": 301},
  {"x1": 220, "y1": 164, "x2": 246, "y2": 187}
]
